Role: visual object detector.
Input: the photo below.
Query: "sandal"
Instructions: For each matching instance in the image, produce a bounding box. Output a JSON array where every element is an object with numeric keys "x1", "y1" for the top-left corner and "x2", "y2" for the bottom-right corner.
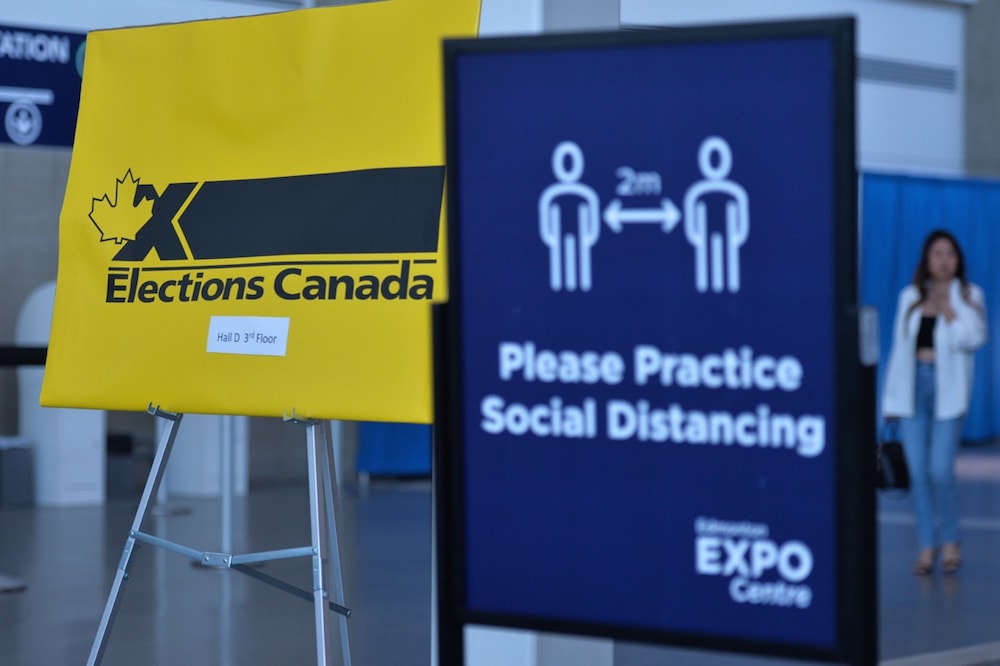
[
  {"x1": 941, "y1": 544, "x2": 961, "y2": 574},
  {"x1": 913, "y1": 548, "x2": 936, "y2": 576}
]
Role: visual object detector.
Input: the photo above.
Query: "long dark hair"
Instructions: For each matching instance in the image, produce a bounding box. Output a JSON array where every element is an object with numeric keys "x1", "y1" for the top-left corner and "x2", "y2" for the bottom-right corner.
[{"x1": 909, "y1": 229, "x2": 971, "y2": 309}]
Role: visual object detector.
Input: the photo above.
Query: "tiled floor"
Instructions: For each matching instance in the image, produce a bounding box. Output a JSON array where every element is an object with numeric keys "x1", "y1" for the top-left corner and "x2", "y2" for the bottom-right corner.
[{"x1": 1, "y1": 445, "x2": 999, "y2": 665}]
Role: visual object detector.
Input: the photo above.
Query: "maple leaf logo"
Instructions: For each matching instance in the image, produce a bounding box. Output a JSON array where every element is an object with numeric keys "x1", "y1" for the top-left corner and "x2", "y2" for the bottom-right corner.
[{"x1": 89, "y1": 170, "x2": 155, "y2": 244}]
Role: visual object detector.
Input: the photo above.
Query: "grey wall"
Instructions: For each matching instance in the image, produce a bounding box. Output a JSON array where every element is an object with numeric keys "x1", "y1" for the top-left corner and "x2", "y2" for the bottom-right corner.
[
  {"x1": 543, "y1": 0, "x2": 619, "y2": 31},
  {"x1": 0, "y1": 145, "x2": 67, "y2": 433},
  {"x1": 965, "y1": 0, "x2": 1000, "y2": 179}
]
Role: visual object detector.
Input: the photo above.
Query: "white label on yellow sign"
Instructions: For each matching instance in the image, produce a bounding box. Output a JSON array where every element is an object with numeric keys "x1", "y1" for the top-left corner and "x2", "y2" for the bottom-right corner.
[{"x1": 207, "y1": 316, "x2": 290, "y2": 357}]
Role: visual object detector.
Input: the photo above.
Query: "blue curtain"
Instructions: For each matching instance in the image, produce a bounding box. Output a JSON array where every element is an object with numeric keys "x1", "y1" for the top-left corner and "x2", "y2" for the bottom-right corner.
[
  {"x1": 356, "y1": 422, "x2": 431, "y2": 476},
  {"x1": 861, "y1": 172, "x2": 1000, "y2": 442}
]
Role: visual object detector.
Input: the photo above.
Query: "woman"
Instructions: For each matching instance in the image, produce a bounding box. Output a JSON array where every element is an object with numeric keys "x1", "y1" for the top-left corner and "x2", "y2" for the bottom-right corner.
[{"x1": 882, "y1": 229, "x2": 987, "y2": 575}]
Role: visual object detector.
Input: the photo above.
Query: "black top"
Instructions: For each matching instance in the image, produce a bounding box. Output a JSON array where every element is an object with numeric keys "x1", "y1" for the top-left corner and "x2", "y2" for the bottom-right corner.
[{"x1": 916, "y1": 315, "x2": 935, "y2": 350}]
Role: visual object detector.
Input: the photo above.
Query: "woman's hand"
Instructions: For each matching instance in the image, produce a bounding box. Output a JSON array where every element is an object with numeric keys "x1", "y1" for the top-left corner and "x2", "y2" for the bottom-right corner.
[{"x1": 924, "y1": 281, "x2": 956, "y2": 321}]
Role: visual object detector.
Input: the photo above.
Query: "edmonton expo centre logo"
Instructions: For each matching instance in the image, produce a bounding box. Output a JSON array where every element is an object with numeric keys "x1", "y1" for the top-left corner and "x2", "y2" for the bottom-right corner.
[{"x1": 87, "y1": 167, "x2": 447, "y2": 303}]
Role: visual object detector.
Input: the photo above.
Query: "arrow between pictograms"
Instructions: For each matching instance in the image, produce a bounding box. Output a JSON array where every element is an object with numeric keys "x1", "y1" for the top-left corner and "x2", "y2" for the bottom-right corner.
[{"x1": 603, "y1": 198, "x2": 681, "y2": 233}]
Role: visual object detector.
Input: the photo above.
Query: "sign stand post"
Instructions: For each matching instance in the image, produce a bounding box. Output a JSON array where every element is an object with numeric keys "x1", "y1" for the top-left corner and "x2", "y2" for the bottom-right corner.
[
  {"x1": 287, "y1": 411, "x2": 352, "y2": 666},
  {"x1": 87, "y1": 405, "x2": 352, "y2": 666}
]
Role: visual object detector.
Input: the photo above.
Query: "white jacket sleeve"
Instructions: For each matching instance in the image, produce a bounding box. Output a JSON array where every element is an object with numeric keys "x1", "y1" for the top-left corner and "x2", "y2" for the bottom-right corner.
[
  {"x1": 881, "y1": 286, "x2": 919, "y2": 418},
  {"x1": 942, "y1": 281, "x2": 987, "y2": 352}
]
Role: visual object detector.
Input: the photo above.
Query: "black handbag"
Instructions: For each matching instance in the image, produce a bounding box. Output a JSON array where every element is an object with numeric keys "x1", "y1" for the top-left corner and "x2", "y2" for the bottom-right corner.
[{"x1": 876, "y1": 420, "x2": 910, "y2": 492}]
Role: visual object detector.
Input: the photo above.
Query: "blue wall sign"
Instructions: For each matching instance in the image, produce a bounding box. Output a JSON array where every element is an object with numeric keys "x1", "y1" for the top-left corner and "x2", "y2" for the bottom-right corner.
[
  {"x1": 0, "y1": 24, "x2": 86, "y2": 148},
  {"x1": 436, "y1": 18, "x2": 875, "y2": 665}
]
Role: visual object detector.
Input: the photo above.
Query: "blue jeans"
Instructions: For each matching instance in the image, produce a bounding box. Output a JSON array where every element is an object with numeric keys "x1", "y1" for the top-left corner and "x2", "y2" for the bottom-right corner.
[{"x1": 899, "y1": 361, "x2": 963, "y2": 549}]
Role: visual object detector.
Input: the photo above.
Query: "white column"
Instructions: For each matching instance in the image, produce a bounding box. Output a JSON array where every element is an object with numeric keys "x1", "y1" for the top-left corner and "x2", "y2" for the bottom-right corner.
[
  {"x1": 16, "y1": 281, "x2": 105, "y2": 507},
  {"x1": 165, "y1": 413, "x2": 248, "y2": 498}
]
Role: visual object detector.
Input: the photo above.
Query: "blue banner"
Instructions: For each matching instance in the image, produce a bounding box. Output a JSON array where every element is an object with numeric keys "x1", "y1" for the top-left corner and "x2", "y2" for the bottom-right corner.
[
  {"x1": 441, "y1": 22, "x2": 865, "y2": 659},
  {"x1": 0, "y1": 24, "x2": 86, "y2": 147}
]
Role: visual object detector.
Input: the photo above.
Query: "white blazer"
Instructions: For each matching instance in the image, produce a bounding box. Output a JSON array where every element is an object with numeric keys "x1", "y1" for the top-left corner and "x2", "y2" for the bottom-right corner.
[{"x1": 882, "y1": 279, "x2": 987, "y2": 420}]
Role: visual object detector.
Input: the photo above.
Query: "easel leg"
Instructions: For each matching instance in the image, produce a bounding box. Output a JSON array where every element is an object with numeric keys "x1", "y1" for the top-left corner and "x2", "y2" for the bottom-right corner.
[
  {"x1": 321, "y1": 421, "x2": 352, "y2": 666},
  {"x1": 88, "y1": 408, "x2": 183, "y2": 666},
  {"x1": 306, "y1": 420, "x2": 351, "y2": 666}
]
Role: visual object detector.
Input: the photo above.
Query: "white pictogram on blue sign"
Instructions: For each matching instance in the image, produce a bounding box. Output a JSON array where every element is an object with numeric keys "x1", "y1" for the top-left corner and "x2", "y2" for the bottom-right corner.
[
  {"x1": 684, "y1": 136, "x2": 750, "y2": 294},
  {"x1": 540, "y1": 137, "x2": 750, "y2": 294},
  {"x1": 539, "y1": 141, "x2": 601, "y2": 292},
  {"x1": 0, "y1": 86, "x2": 53, "y2": 146}
]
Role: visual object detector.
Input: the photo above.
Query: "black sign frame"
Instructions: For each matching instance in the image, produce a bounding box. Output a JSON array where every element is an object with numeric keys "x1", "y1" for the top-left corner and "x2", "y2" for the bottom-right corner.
[{"x1": 434, "y1": 17, "x2": 875, "y2": 665}]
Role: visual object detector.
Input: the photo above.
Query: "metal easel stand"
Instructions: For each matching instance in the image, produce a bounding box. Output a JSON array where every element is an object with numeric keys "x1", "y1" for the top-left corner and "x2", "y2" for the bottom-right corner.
[{"x1": 87, "y1": 404, "x2": 352, "y2": 666}]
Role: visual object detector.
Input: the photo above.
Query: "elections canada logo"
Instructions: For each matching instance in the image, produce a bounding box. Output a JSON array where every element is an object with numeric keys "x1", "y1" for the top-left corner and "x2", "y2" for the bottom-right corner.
[
  {"x1": 88, "y1": 167, "x2": 446, "y2": 304},
  {"x1": 694, "y1": 517, "x2": 814, "y2": 609},
  {"x1": 89, "y1": 169, "x2": 152, "y2": 246}
]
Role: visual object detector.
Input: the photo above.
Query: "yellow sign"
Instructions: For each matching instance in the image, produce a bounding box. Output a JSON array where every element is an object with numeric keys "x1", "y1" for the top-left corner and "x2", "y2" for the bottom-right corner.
[{"x1": 41, "y1": 1, "x2": 481, "y2": 422}]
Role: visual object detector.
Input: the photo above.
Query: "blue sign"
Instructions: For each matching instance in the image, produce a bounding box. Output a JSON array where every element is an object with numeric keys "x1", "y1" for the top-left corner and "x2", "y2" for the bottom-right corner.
[
  {"x1": 0, "y1": 24, "x2": 86, "y2": 147},
  {"x1": 437, "y1": 19, "x2": 874, "y2": 664}
]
